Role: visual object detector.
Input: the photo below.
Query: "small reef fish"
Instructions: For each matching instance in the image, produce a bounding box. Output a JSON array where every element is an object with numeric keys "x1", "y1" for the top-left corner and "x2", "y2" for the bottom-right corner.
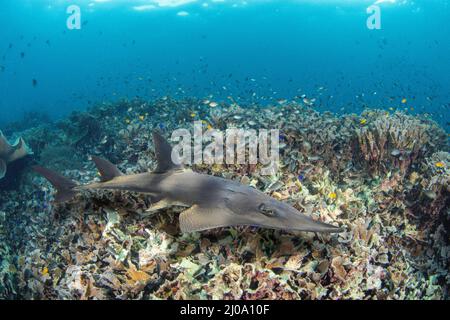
[
  {"x1": 33, "y1": 131, "x2": 343, "y2": 234},
  {"x1": 435, "y1": 162, "x2": 445, "y2": 168},
  {"x1": 41, "y1": 267, "x2": 49, "y2": 277}
]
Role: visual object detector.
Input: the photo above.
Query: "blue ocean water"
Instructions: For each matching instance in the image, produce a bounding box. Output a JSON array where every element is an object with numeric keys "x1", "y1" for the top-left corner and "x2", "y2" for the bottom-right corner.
[{"x1": 0, "y1": 0, "x2": 449, "y2": 128}]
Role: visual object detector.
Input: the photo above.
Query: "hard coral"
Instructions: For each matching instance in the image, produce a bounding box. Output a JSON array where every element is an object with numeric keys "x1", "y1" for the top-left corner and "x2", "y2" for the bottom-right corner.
[
  {"x1": 353, "y1": 110, "x2": 446, "y2": 178},
  {"x1": 416, "y1": 152, "x2": 450, "y2": 221},
  {"x1": 57, "y1": 112, "x2": 102, "y2": 151},
  {"x1": 0, "y1": 130, "x2": 33, "y2": 180}
]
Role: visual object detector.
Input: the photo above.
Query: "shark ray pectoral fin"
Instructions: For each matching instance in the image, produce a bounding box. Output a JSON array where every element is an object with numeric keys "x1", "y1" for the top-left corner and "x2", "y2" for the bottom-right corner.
[
  {"x1": 146, "y1": 198, "x2": 189, "y2": 213},
  {"x1": 152, "y1": 130, "x2": 182, "y2": 173},
  {"x1": 91, "y1": 156, "x2": 123, "y2": 182},
  {"x1": 146, "y1": 197, "x2": 171, "y2": 212},
  {"x1": 0, "y1": 159, "x2": 6, "y2": 180},
  {"x1": 179, "y1": 204, "x2": 237, "y2": 233}
]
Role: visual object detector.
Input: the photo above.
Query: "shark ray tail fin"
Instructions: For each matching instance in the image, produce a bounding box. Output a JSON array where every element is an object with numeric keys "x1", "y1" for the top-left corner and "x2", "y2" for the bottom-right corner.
[
  {"x1": 32, "y1": 166, "x2": 78, "y2": 203},
  {"x1": 91, "y1": 156, "x2": 123, "y2": 182}
]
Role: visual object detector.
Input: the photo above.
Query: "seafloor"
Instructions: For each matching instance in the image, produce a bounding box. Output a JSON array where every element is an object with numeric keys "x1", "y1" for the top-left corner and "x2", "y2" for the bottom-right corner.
[{"x1": 0, "y1": 97, "x2": 449, "y2": 299}]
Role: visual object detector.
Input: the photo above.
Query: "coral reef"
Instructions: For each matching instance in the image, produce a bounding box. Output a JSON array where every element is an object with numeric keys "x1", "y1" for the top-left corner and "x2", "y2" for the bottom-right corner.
[
  {"x1": 0, "y1": 98, "x2": 448, "y2": 300},
  {"x1": 56, "y1": 112, "x2": 103, "y2": 152},
  {"x1": 352, "y1": 110, "x2": 446, "y2": 179},
  {"x1": 1, "y1": 110, "x2": 52, "y2": 137}
]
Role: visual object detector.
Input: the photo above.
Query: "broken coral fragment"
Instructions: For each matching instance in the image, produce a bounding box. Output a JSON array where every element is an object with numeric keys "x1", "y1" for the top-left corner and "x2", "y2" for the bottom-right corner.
[{"x1": 0, "y1": 130, "x2": 33, "y2": 179}]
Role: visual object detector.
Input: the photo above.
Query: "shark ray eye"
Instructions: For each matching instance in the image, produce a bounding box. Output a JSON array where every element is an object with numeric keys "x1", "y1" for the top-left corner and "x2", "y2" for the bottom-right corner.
[{"x1": 258, "y1": 204, "x2": 277, "y2": 217}]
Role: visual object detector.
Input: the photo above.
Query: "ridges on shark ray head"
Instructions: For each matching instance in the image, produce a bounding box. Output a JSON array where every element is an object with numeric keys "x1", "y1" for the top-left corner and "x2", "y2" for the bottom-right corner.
[{"x1": 219, "y1": 184, "x2": 343, "y2": 233}]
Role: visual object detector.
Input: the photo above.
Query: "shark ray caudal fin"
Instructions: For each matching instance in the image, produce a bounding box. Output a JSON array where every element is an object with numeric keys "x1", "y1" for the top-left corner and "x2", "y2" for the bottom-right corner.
[
  {"x1": 32, "y1": 166, "x2": 78, "y2": 203},
  {"x1": 91, "y1": 156, "x2": 123, "y2": 182},
  {"x1": 152, "y1": 130, "x2": 183, "y2": 173}
]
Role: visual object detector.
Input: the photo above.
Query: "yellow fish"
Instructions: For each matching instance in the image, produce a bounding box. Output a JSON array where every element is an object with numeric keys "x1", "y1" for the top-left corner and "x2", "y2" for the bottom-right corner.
[
  {"x1": 41, "y1": 267, "x2": 49, "y2": 277},
  {"x1": 360, "y1": 119, "x2": 367, "y2": 125},
  {"x1": 328, "y1": 192, "x2": 337, "y2": 200},
  {"x1": 435, "y1": 162, "x2": 445, "y2": 168},
  {"x1": 138, "y1": 115, "x2": 145, "y2": 121},
  {"x1": 190, "y1": 113, "x2": 196, "y2": 118},
  {"x1": 401, "y1": 98, "x2": 407, "y2": 104}
]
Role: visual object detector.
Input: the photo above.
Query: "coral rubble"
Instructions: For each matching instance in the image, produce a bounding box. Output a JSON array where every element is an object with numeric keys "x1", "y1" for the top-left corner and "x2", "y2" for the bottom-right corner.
[{"x1": 0, "y1": 98, "x2": 448, "y2": 300}]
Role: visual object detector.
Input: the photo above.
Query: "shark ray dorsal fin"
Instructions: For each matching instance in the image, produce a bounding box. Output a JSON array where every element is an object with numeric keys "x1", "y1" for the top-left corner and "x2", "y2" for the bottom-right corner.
[
  {"x1": 152, "y1": 130, "x2": 182, "y2": 173},
  {"x1": 0, "y1": 159, "x2": 6, "y2": 179},
  {"x1": 179, "y1": 204, "x2": 237, "y2": 233},
  {"x1": 91, "y1": 156, "x2": 123, "y2": 182}
]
